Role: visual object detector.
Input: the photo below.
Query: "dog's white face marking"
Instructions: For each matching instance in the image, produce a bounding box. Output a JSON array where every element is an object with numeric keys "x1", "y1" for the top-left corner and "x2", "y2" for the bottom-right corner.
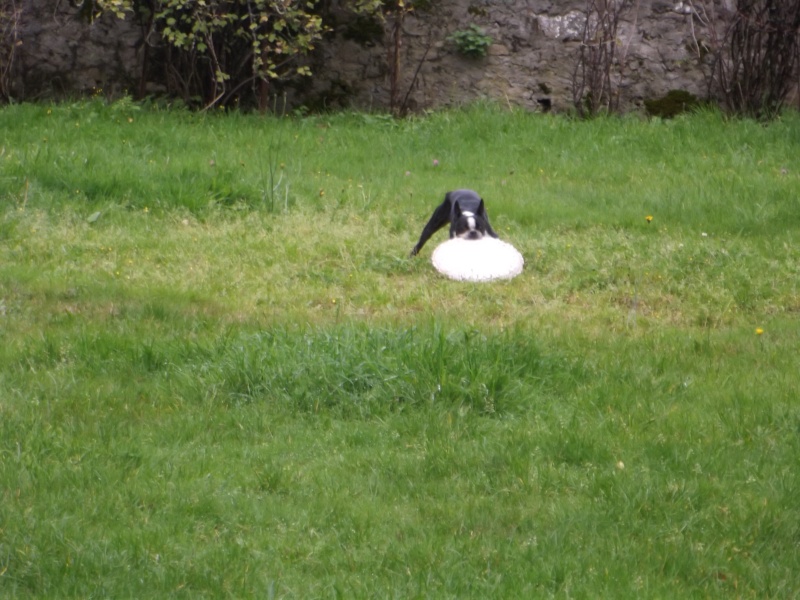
[
  {"x1": 454, "y1": 209, "x2": 483, "y2": 241},
  {"x1": 461, "y1": 211, "x2": 477, "y2": 231}
]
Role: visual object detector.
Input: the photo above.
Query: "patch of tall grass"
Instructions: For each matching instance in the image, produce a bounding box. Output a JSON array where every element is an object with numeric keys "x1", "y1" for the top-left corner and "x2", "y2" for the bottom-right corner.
[
  {"x1": 3, "y1": 101, "x2": 799, "y2": 233},
  {"x1": 2, "y1": 320, "x2": 799, "y2": 596}
]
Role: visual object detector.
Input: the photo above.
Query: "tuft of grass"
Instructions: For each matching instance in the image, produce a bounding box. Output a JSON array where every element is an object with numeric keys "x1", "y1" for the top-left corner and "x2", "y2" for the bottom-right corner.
[
  {"x1": 174, "y1": 325, "x2": 570, "y2": 417},
  {"x1": 1, "y1": 101, "x2": 799, "y2": 597}
]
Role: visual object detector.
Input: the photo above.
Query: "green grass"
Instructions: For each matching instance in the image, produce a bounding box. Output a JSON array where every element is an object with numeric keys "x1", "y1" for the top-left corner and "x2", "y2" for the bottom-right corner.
[{"x1": 1, "y1": 100, "x2": 799, "y2": 597}]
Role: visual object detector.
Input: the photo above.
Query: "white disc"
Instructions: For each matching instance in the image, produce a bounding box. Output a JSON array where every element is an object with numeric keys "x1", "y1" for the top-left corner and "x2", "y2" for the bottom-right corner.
[{"x1": 431, "y1": 237, "x2": 524, "y2": 282}]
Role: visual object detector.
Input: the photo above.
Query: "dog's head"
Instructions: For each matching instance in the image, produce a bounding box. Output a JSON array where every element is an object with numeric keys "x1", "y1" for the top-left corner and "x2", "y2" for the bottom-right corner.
[{"x1": 452, "y1": 200, "x2": 489, "y2": 241}]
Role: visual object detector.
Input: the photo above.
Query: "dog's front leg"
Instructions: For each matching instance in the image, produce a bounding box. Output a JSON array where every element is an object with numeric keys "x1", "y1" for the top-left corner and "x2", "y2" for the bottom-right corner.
[{"x1": 410, "y1": 200, "x2": 451, "y2": 256}]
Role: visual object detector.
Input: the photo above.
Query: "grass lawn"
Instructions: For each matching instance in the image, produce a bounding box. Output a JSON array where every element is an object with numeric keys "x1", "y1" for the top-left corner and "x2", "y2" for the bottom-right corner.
[{"x1": 1, "y1": 101, "x2": 799, "y2": 597}]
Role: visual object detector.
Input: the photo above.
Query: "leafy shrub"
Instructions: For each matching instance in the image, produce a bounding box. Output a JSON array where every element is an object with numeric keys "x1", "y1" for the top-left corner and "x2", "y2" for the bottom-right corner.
[{"x1": 448, "y1": 24, "x2": 493, "y2": 58}]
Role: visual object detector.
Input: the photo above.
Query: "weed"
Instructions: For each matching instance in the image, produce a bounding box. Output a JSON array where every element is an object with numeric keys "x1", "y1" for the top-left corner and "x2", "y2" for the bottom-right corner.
[{"x1": 448, "y1": 24, "x2": 493, "y2": 58}]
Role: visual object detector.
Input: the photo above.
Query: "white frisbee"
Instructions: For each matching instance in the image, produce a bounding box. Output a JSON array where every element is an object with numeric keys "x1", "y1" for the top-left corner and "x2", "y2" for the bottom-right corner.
[{"x1": 431, "y1": 237, "x2": 524, "y2": 282}]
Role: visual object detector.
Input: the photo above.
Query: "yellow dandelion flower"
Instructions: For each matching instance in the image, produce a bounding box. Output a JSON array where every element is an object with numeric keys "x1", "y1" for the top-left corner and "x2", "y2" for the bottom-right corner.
[
  {"x1": 645, "y1": 215, "x2": 653, "y2": 223},
  {"x1": 755, "y1": 328, "x2": 764, "y2": 335}
]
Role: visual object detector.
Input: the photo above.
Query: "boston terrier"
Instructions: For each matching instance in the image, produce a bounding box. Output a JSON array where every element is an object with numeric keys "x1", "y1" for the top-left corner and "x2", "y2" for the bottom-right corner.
[{"x1": 410, "y1": 189, "x2": 499, "y2": 256}]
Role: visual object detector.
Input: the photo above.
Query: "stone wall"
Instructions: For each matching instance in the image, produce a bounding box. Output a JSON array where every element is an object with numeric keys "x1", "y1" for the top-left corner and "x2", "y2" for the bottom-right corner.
[
  {"x1": 8, "y1": 0, "x2": 735, "y2": 112},
  {"x1": 11, "y1": 0, "x2": 144, "y2": 100},
  {"x1": 310, "y1": 0, "x2": 727, "y2": 114}
]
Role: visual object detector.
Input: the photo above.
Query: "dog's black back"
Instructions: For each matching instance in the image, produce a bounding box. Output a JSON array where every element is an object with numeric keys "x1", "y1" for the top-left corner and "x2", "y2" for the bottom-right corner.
[{"x1": 410, "y1": 189, "x2": 498, "y2": 256}]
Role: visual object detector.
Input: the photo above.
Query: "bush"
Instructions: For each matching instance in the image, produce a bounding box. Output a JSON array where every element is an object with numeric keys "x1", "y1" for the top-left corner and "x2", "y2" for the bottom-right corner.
[{"x1": 448, "y1": 24, "x2": 493, "y2": 58}]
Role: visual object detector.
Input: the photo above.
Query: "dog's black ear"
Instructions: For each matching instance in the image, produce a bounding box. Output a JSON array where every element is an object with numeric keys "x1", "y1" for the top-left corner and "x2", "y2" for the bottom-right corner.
[
  {"x1": 477, "y1": 198, "x2": 487, "y2": 216},
  {"x1": 453, "y1": 200, "x2": 463, "y2": 217}
]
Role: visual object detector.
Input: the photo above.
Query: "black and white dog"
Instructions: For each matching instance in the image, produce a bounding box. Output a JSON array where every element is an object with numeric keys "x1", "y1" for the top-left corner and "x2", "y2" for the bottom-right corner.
[{"x1": 410, "y1": 189, "x2": 499, "y2": 256}]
